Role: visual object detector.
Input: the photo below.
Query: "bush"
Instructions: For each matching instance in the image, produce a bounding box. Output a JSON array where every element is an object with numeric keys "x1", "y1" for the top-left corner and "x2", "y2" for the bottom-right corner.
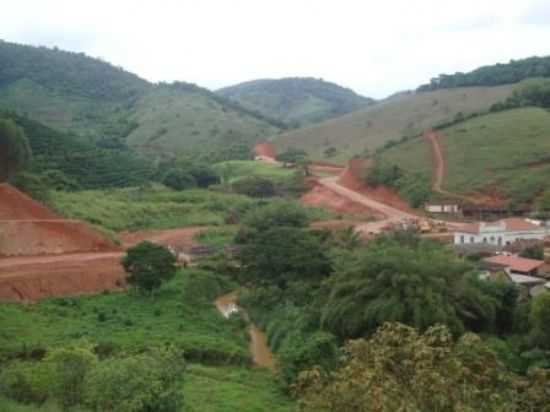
[
  {"x1": 122, "y1": 241, "x2": 178, "y2": 295},
  {"x1": 0, "y1": 361, "x2": 51, "y2": 405},
  {"x1": 239, "y1": 200, "x2": 309, "y2": 233},
  {"x1": 162, "y1": 168, "x2": 197, "y2": 191},
  {"x1": 85, "y1": 347, "x2": 185, "y2": 412},
  {"x1": 232, "y1": 176, "x2": 275, "y2": 198}
]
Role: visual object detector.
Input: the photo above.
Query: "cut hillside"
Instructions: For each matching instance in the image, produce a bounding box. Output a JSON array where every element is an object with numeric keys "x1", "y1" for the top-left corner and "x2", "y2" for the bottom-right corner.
[
  {"x1": 0, "y1": 184, "x2": 118, "y2": 256},
  {"x1": 0, "y1": 41, "x2": 280, "y2": 159},
  {"x1": 273, "y1": 84, "x2": 516, "y2": 163},
  {"x1": 217, "y1": 77, "x2": 374, "y2": 127},
  {"x1": 378, "y1": 107, "x2": 550, "y2": 205}
]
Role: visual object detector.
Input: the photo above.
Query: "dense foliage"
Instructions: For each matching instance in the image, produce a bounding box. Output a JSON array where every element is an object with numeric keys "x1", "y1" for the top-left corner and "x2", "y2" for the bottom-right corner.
[
  {"x1": 3, "y1": 112, "x2": 154, "y2": 189},
  {"x1": 320, "y1": 235, "x2": 502, "y2": 338},
  {"x1": 0, "y1": 117, "x2": 31, "y2": 180},
  {"x1": 491, "y1": 79, "x2": 550, "y2": 112},
  {"x1": 418, "y1": 55, "x2": 550, "y2": 91},
  {"x1": 295, "y1": 323, "x2": 550, "y2": 412},
  {"x1": 122, "y1": 242, "x2": 178, "y2": 294},
  {"x1": 162, "y1": 169, "x2": 197, "y2": 191}
]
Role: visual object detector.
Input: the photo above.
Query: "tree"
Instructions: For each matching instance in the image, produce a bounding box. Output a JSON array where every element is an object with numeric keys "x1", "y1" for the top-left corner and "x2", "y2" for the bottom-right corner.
[
  {"x1": 530, "y1": 293, "x2": 550, "y2": 349},
  {"x1": 520, "y1": 244, "x2": 544, "y2": 260},
  {"x1": 185, "y1": 164, "x2": 220, "y2": 188},
  {"x1": 162, "y1": 168, "x2": 197, "y2": 191},
  {"x1": 239, "y1": 227, "x2": 331, "y2": 287},
  {"x1": 239, "y1": 200, "x2": 309, "y2": 233},
  {"x1": 320, "y1": 235, "x2": 498, "y2": 338},
  {"x1": 276, "y1": 147, "x2": 307, "y2": 164},
  {"x1": 85, "y1": 347, "x2": 185, "y2": 412},
  {"x1": 46, "y1": 344, "x2": 97, "y2": 409},
  {"x1": 295, "y1": 323, "x2": 544, "y2": 412},
  {"x1": 232, "y1": 176, "x2": 275, "y2": 198},
  {"x1": 122, "y1": 242, "x2": 177, "y2": 295},
  {"x1": 0, "y1": 118, "x2": 32, "y2": 181}
]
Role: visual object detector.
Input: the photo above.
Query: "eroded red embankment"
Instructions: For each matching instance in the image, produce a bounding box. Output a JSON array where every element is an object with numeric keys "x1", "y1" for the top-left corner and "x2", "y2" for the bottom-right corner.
[
  {"x1": 301, "y1": 178, "x2": 385, "y2": 219},
  {"x1": 338, "y1": 158, "x2": 414, "y2": 214},
  {"x1": 254, "y1": 142, "x2": 277, "y2": 158},
  {"x1": 0, "y1": 253, "x2": 125, "y2": 302},
  {"x1": 0, "y1": 184, "x2": 60, "y2": 220}
]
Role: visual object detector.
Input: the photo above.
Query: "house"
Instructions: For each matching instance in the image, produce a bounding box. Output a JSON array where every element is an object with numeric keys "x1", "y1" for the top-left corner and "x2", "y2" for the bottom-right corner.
[
  {"x1": 425, "y1": 202, "x2": 461, "y2": 214},
  {"x1": 453, "y1": 218, "x2": 547, "y2": 246},
  {"x1": 481, "y1": 255, "x2": 546, "y2": 299}
]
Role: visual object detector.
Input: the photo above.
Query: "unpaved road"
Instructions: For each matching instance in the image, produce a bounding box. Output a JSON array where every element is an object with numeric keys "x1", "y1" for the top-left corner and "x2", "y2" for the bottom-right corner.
[{"x1": 215, "y1": 292, "x2": 275, "y2": 369}]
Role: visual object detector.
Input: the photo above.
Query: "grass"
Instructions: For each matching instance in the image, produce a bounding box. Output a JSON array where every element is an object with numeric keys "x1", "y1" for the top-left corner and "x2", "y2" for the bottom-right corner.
[
  {"x1": 49, "y1": 185, "x2": 256, "y2": 232},
  {"x1": 184, "y1": 364, "x2": 294, "y2": 412},
  {"x1": 213, "y1": 160, "x2": 296, "y2": 184},
  {"x1": 377, "y1": 107, "x2": 550, "y2": 204},
  {"x1": 273, "y1": 84, "x2": 516, "y2": 163},
  {"x1": 126, "y1": 86, "x2": 279, "y2": 157},
  {"x1": 0, "y1": 269, "x2": 249, "y2": 363},
  {"x1": 441, "y1": 107, "x2": 550, "y2": 203},
  {"x1": 0, "y1": 365, "x2": 294, "y2": 412},
  {"x1": 195, "y1": 226, "x2": 239, "y2": 248}
]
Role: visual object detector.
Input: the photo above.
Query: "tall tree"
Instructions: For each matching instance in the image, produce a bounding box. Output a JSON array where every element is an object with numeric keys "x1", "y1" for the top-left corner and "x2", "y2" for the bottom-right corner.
[{"x1": 0, "y1": 118, "x2": 32, "y2": 181}]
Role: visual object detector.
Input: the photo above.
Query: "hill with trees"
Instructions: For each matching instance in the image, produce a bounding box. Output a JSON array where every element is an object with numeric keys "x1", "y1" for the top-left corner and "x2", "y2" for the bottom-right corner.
[
  {"x1": 217, "y1": 77, "x2": 374, "y2": 127},
  {"x1": 0, "y1": 40, "x2": 281, "y2": 160},
  {"x1": 272, "y1": 83, "x2": 516, "y2": 163},
  {"x1": 418, "y1": 55, "x2": 550, "y2": 91}
]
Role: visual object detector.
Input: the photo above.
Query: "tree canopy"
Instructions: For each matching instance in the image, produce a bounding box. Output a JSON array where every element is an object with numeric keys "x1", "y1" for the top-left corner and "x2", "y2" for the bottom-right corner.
[
  {"x1": 320, "y1": 235, "x2": 499, "y2": 338},
  {"x1": 0, "y1": 118, "x2": 31, "y2": 181}
]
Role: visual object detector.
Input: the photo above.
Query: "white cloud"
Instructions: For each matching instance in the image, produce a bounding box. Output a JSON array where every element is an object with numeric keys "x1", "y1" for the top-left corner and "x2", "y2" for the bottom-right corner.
[{"x1": 1, "y1": 0, "x2": 549, "y2": 98}]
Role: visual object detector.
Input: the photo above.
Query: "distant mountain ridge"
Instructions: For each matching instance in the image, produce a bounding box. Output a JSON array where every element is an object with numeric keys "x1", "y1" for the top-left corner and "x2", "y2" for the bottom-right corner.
[
  {"x1": 0, "y1": 40, "x2": 281, "y2": 159},
  {"x1": 217, "y1": 77, "x2": 375, "y2": 127}
]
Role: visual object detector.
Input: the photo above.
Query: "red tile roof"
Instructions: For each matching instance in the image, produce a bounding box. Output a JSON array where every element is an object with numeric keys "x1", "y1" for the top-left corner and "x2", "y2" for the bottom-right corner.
[{"x1": 483, "y1": 255, "x2": 544, "y2": 273}]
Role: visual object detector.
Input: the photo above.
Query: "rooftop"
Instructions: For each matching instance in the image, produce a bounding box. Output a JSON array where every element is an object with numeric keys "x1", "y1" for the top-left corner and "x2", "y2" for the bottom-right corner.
[
  {"x1": 457, "y1": 218, "x2": 543, "y2": 235},
  {"x1": 483, "y1": 255, "x2": 545, "y2": 274}
]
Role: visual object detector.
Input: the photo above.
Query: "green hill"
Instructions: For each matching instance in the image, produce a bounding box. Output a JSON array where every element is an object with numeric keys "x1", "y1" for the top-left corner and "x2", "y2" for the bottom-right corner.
[
  {"x1": 273, "y1": 84, "x2": 516, "y2": 163},
  {"x1": 418, "y1": 55, "x2": 550, "y2": 91},
  {"x1": 379, "y1": 107, "x2": 550, "y2": 205},
  {"x1": 217, "y1": 77, "x2": 374, "y2": 127},
  {"x1": 0, "y1": 41, "x2": 280, "y2": 159}
]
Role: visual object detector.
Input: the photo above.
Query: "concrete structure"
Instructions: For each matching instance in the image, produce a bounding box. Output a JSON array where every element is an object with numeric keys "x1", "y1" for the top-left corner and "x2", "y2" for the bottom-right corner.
[
  {"x1": 453, "y1": 218, "x2": 547, "y2": 246},
  {"x1": 425, "y1": 202, "x2": 460, "y2": 214}
]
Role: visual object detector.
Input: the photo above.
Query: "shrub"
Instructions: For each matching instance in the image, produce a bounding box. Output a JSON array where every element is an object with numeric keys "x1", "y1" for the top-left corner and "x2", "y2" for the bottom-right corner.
[
  {"x1": 162, "y1": 168, "x2": 197, "y2": 191},
  {"x1": 232, "y1": 176, "x2": 275, "y2": 198}
]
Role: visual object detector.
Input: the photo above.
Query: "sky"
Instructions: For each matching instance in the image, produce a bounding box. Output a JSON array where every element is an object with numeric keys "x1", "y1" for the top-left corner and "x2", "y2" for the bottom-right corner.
[{"x1": 2, "y1": 0, "x2": 550, "y2": 99}]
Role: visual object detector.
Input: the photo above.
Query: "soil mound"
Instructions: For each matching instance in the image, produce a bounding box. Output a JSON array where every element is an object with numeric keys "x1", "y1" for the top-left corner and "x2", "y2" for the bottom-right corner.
[
  {"x1": 301, "y1": 184, "x2": 384, "y2": 218},
  {"x1": 338, "y1": 159, "x2": 413, "y2": 214},
  {"x1": 254, "y1": 142, "x2": 277, "y2": 159},
  {"x1": 0, "y1": 184, "x2": 59, "y2": 220}
]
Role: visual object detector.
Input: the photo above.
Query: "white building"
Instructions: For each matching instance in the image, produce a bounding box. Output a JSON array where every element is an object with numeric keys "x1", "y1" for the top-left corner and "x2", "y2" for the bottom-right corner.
[
  {"x1": 453, "y1": 218, "x2": 547, "y2": 246},
  {"x1": 425, "y1": 202, "x2": 460, "y2": 214}
]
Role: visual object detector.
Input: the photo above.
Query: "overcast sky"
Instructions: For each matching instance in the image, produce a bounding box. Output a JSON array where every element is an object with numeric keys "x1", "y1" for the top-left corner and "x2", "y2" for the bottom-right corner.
[{"x1": 2, "y1": 0, "x2": 550, "y2": 98}]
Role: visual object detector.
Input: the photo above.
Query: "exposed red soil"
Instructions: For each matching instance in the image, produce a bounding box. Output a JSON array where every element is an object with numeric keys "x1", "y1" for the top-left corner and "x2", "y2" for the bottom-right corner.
[
  {"x1": 0, "y1": 220, "x2": 119, "y2": 257},
  {"x1": 0, "y1": 253, "x2": 125, "y2": 302},
  {"x1": 0, "y1": 184, "x2": 60, "y2": 220},
  {"x1": 301, "y1": 184, "x2": 384, "y2": 218},
  {"x1": 254, "y1": 142, "x2": 277, "y2": 159},
  {"x1": 338, "y1": 158, "x2": 414, "y2": 214},
  {"x1": 311, "y1": 220, "x2": 360, "y2": 230}
]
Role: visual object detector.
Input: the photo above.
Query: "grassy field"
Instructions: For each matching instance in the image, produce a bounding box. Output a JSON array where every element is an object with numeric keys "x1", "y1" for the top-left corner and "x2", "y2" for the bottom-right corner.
[
  {"x1": 0, "y1": 365, "x2": 294, "y2": 412},
  {"x1": 49, "y1": 185, "x2": 256, "y2": 231},
  {"x1": 0, "y1": 269, "x2": 249, "y2": 362},
  {"x1": 273, "y1": 84, "x2": 516, "y2": 163},
  {"x1": 379, "y1": 107, "x2": 550, "y2": 204},
  {"x1": 213, "y1": 160, "x2": 296, "y2": 184}
]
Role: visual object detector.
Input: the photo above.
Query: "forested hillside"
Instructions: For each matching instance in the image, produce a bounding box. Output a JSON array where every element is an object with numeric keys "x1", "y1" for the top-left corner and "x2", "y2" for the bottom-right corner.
[
  {"x1": 217, "y1": 77, "x2": 374, "y2": 127},
  {"x1": 0, "y1": 41, "x2": 280, "y2": 159},
  {"x1": 418, "y1": 55, "x2": 550, "y2": 91}
]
